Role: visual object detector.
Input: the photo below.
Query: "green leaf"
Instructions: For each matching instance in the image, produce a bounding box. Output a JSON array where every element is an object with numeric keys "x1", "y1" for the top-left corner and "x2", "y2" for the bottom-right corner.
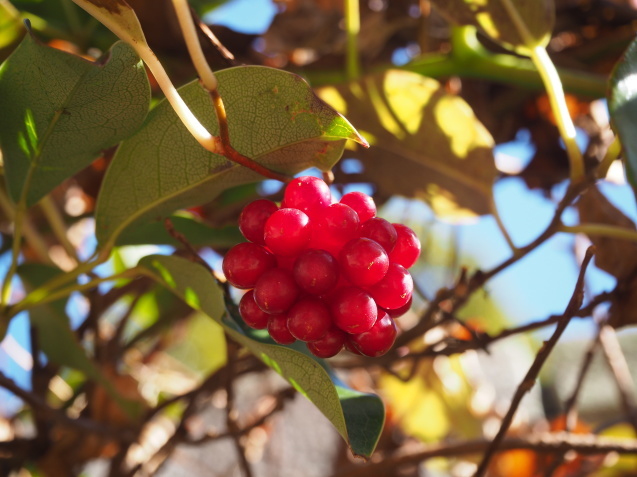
[
  {"x1": 0, "y1": 0, "x2": 23, "y2": 49},
  {"x1": 95, "y1": 66, "x2": 364, "y2": 248},
  {"x1": 319, "y1": 70, "x2": 496, "y2": 220},
  {"x1": 17, "y1": 263, "x2": 144, "y2": 418},
  {"x1": 609, "y1": 37, "x2": 637, "y2": 195},
  {"x1": 139, "y1": 254, "x2": 384, "y2": 458},
  {"x1": 0, "y1": 30, "x2": 149, "y2": 206},
  {"x1": 430, "y1": 0, "x2": 555, "y2": 54},
  {"x1": 115, "y1": 215, "x2": 243, "y2": 247}
]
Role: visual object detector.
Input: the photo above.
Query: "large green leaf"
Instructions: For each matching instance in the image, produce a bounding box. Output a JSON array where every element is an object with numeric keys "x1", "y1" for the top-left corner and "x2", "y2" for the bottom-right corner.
[
  {"x1": 115, "y1": 215, "x2": 243, "y2": 247},
  {"x1": 319, "y1": 70, "x2": 496, "y2": 220},
  {"x1": 609, "y1": 37, "x2": 637, "y2": 195},
  {"x1": 430, "y1": 0, "x2": 554, "y2": 54},
  {"x1": 138, "y1": 254, "x2": 384, "y2": 458},
  {"x1": 95, "y1": 66, "x2": 364, "y2": 248},
  {"x1": 17, "y1": 264, "x2": 144, "y2": 418},
  {"x1": 0, "y1": 29, "x2": 149, "y2": 206}
]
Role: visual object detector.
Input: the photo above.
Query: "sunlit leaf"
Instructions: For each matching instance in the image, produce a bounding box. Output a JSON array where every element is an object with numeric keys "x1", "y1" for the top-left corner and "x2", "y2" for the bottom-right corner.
[
  {"x1": 429, "y1": 0, "x2": 555, "y2": 54},
  {"x1": 96, "y1": 66, "x2": 365, "y2": 248},
  {"x1": 0, "y1": 29, "x2": 149, "y2": 206},
  {"x1": 17, "y1": 264, "x2": 144, "y2": 418},
  {"x1": 139, "y1": 254, "x2": 384, "y2": 458},
  {"x1": 320, "y1": 70, "x2": 496, "y2": 221},
  {"x1": 0, "y1": 0, "x2": 23, "y2": 49}
]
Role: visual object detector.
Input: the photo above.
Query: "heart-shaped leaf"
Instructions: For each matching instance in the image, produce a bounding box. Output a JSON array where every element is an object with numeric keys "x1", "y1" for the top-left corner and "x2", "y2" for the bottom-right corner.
[
  {"x1": 430, "y1": 0, "x2": 555, "y2": 54},
  {"x1": 0, "y1": 30, "x2": 150, "y2": 206},
  {"x1": 138, "y1": 254, "x2": 384, "y2": 458},
  {"x1": 17, "y1": 264, "x2": 145, "y2": 418},
  {"x1": 609, "y1": 36, "x2": 637, "y2": 196},
  {"x1": 95, "y1": 66, "x2": 365, "y2": 249},
  {"x1": 319, "y1": 70, "x2": 496, "y2": 220}
]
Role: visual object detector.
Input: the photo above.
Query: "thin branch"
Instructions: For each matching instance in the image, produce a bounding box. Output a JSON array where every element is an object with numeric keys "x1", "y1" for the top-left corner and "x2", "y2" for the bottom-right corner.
[
  {"x1": 334, "y1": 433, "x2": 637, "y2": 477},
  {"x1": 599, "y1": 324, "x2": 637, "y2": 434},
  {"x1": 544, "y1": 323, "x2": 604, "y2": 475},
  {"x1": 0, "y1": 371, "x2": 135, "y2": 443},
  {"x1": 185, "y1": 387, "x2": 295, "y2": 446},
  {"x1": 473, "y1": 246, "x2": 596, "y2": 477},
  {"x1": 192, "y1": 7, "x2": 236, "y2": 66},
  {"x1": 225, "y1": 342, "x2": 254, "y2": 477},
  {"x1": 164, "y1": 218, "x2": 212, "y2": 273}
]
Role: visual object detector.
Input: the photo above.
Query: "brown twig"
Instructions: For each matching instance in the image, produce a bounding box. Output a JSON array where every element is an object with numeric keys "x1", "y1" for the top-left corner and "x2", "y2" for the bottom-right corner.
[
  {"x1": 164, "y1": 218, "x2": 213, "y2": 273},
  {"x1": 224, "y1": 341, "x2": 254, "y2": 477},
  {"x1": 334, "y1": 432, "x2": 637, "y2": 477},
  {"x1": 473, "y1": 246, "x2": 596, "y2": 477},
  {"x1": 185, "y1": 387, "x2": 295, "y2": 445},
  {"x1": 544, "y1": 321, "x2": 604, "y2": 476},
  {"x1": 191, "y1": 6, "x2": 236, "y2": 66},
  {"x1": 599, "y1": 323, "x2": 637, "y2": 434},
  {"x1": 0, "y1": 371, "x2": 135, "y2": 443}
]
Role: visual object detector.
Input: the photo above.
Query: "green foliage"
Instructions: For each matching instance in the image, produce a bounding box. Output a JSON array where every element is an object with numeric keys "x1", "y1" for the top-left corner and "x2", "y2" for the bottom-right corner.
[
  {"x1": 319, "y1": 70, "x2": 496, "y2": 219},
  {"x1": 138, "y1": 254, "x2": 385, "y2": 458},
  {"x1": 609, "y1": 36, "x2": 637, "y2": 195},
  {"x1": 115, "y1": 215, "x2": 243, "y2": 248},
  {"x1": 430, "y1": 0, "x2": 555, "y2": 54},
  {"x1": 95, "y1": 66, "x2": 364, "y2": 248},
  {"x1": 0, "y1": 30, "x2": 149, "y2": 206}
]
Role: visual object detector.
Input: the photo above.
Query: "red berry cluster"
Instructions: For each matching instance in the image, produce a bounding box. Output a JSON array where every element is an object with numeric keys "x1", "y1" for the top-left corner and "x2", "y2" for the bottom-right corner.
[{"x1": 222, "y1": 176, "x2": 420, "y2": 358}]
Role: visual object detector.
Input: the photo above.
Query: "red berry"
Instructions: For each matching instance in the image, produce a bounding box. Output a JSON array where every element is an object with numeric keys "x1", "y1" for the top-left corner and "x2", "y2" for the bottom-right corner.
[
  {"x1": 239, "y1": 199, "x2": 279, "y2": 245},
  {"x1": 264, "y1": 208, "x2": 312, "y2": 256},
  {"x1": 222, "y1": 242, "x2": 276, "y2": 289},
  {"x1": 340, "y1": 191, "x2": 376, "y2": 222},
  {"x1": 307, "y1": 327, "x2": 346, "y2": 358},
  {"x1": 344, "y1": 339, "x2": 363, "y2": 355},
  {"x1": 293, "y1": 249, "x2": 339, "y2": 295},
  {"x1": 312, "y1": 203, "x2": 360, "y2": 250},
  {"x1": 383, "y1": 295, "x2": 412, "y2": 318},
  {"x1": 369, "y1": 263, "x2": 413, "y2": 310},
  {"x1": 359, "y1": 218, "x2": 397, "y2": 254},
  {"x1": 239, "y1": 290, "x2": 270, "y2": 329},
  {"x1": 339, "y1": 237, "x2": 389, "y2": 287},
  {"x1": 389, "y1": 224, "x2": 421, "y2": 268},
  {"x1": 287, "y1": 297, "x2": 332, "y2": 342},
  {"x1": 282, "y1": 176, "x2": 331, "y2": 218},
  {"x1": 254, "y1": 268, "x2": 300, "y2": 314},
  {"x1": 267, "y1": 313, "x2": 296, "y2": 344},
  {"x1": 330, "y1": 286, "x2": 377, "y2": 334},
  {"x1": 348, "y1": 310, "x2": 397, "y2": 357}
]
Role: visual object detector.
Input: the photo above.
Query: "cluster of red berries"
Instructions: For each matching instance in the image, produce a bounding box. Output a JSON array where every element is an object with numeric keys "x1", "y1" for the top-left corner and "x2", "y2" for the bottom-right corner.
[{"x1": 222, "y1": 176, "x2": 420, "y2": 358}]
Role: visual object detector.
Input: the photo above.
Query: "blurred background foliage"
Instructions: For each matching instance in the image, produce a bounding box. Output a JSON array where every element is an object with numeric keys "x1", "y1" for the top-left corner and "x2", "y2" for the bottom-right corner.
[{"x1": 2, "y1": 0, "x2": 637, "y2": 476}]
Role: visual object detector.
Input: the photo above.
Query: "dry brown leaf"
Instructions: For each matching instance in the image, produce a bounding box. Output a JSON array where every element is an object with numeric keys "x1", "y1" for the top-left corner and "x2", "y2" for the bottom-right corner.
[{"x1": 578, "y1": 185, "x2": 637, "y2": 281}]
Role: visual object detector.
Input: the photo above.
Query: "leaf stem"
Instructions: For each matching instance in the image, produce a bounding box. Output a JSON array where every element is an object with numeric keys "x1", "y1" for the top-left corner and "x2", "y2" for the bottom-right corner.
[
  {"x1": 171, "y1": 0, "x2": 218, "y2": 91},
  {"x1": 489, "y1": 197, "x2": 517, "y2": 253},
  {"x1": 558, "y1": 223, "x2": 637, "y2": 242},
  {"x1": 530, "y1": 46, "x2": 584, "y2": 182},
  {"x1": 597, "y1": 135, "x2": 622, "y2": 179},
  {"x1": 8, "y1": 267, "x2": 141, "y2": 317},
  {"x1": 170, "y1": 0, "x2": 291, "y2": 183},
  {"x1": 0, "y1": 188, "x2": 50, "y2": 265},
  {"x1": 344, "y1": 0, "x2": 361, "y2": 81},
  {"x1": 39, "y1": 196, "x2": 80, "y2": 265}
]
